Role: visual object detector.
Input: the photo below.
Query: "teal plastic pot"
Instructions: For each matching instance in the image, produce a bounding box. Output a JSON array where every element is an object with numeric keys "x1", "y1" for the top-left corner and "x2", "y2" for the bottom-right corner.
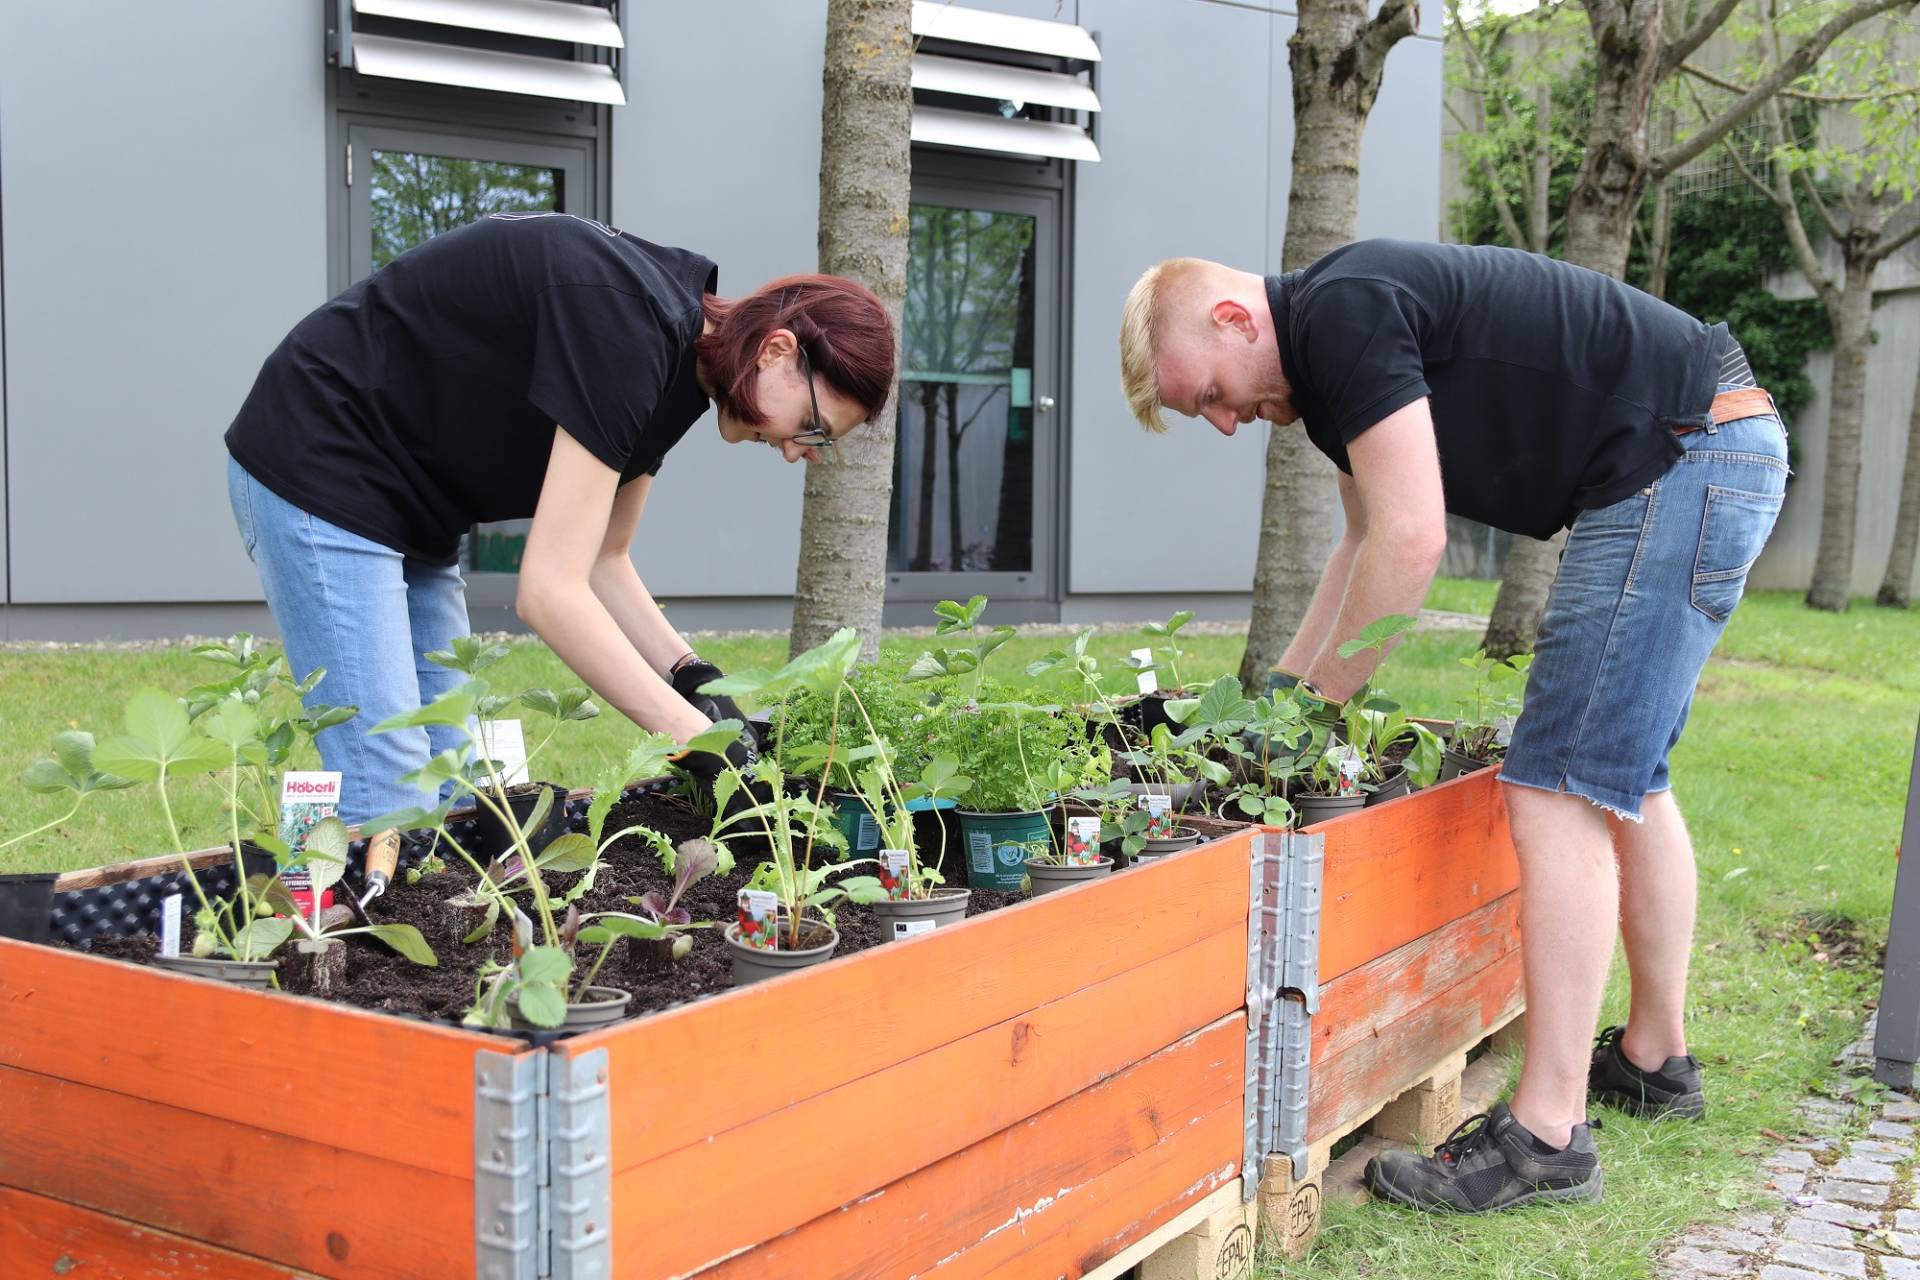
[
  {"x1": 826, "y1": 789, "x2": 881, "y2": 857},
  {"x1": 957, "y1": 806, "x2": 1058, "y2": 890}
]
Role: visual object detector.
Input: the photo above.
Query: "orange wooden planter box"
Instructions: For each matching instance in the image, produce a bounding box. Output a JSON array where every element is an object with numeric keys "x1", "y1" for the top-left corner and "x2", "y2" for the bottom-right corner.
[{"x1": 0, "y1": 769, "x2": 1521, "y2": 1280}]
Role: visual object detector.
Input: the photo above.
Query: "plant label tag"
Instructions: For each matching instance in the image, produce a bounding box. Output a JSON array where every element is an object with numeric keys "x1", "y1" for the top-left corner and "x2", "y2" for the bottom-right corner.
[
  {"x1": 737, "y1": 889, "x2": 779, "y2": 951},
  {"x1": 1131, "y1": 647, "x2": 1158, "y2": 695},
  {"x1": 279, "y1": 771, "x2": 341, "y2": 915},
  {"x1": 880, "y1": 849, "x2": 911, "y2": 900},
  {"x1": 893, "y1": 918, "x2": 937, "y2": 940},
  {"x1": 1335, "y1": 746, "x2": 1364, "y2": 795},
  {"x1": 479, "y1": 719, "x2": 530, "y2": 787},
  {"x1": 1494, "y1": 716, "x2": 1516, "y2": 748},
  {"x1": 159, "y1": 893, "x2": 182, "y2": 959},
  {"x1": 967, "y1": 829, "x2": 994, "y2": 877},
  {"x1": 1065, "y1": 816, "x2": 1101, "y2": 864},
  {"x1": 1138, "y1": 792, "x2": 1173, "y2": 839}
]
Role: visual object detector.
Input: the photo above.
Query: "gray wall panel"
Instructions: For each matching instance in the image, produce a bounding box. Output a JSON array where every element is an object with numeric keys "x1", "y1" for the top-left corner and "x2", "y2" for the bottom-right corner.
[
  {"x1": 0, "y1": 2, "x2": 325, "y2": 603},
  {"x1": 611, "y1": 0, "x2": 827, "y2": 600},
  {"x1": 1069, "y1": 0, "x2": 1276, "y2": 595},
  {"x1": 1355, "y1": 37, "x2": 1444, "y2": 244}
]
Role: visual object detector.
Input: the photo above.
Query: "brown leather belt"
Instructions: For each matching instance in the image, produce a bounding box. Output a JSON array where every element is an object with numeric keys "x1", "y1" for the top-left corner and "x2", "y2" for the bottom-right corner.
[{"x1": 1675, "y1": 387, "x2": 1776, "y2": 435}]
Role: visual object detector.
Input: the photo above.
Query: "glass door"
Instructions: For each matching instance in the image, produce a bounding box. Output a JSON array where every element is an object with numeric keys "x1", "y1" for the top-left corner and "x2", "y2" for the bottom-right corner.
[
  {"x1": 888, "y1": 186, "x2": 1058, "y2": 603},
  {"x1": 346, "y1": 124, "x2": 590, "y2": 574}
]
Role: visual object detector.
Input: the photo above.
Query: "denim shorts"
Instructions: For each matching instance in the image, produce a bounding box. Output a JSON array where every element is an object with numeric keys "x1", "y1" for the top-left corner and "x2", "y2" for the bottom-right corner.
[{"x1": 1501, "y1": 394, "x2": 1789, "y2": 820}]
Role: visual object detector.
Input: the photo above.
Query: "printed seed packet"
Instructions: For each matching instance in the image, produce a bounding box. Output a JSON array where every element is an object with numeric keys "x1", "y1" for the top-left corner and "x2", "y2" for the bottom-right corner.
[
  {"x1": 1065, "y1": 815, "x2": 1101, "y2": 865},
  {"x1": 1138, "y1": 792, "x2": 1174, "y2": 840},
  {"x1": 879, "y1": 849, "x2": 911, "y2": 900},
  {"x1": 736, "y1": 889, "x2": 779, "y2": 951},
  {"x1": 279, "y1": 771, "x2": 341, "y2": 913}
]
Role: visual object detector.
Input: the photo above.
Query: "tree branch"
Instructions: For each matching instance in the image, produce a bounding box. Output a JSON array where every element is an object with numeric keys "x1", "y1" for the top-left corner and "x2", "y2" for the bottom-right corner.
[
  {"x1": 1759, "y1": 92, "x2": 1841, "y2": 312},
  {"x1": 1681, "y1": 59, "x2": 1920, "y2": 104},
  {"x1": 1869, "y1": 215, "x2": 1920, "y2": 266},
  {"x1": 1662, "y1": 0, "x2": 1744, "y2": 76},
  {"x1": 1794, "y1": 166, "x2": 1846, "y2": 243},
  {"x1": 1652, "y1": 0, "x2": 1914, "y2": 180},
  {"x1": 1357, "y1": 0, "x2": 1421, "y2": 84}
]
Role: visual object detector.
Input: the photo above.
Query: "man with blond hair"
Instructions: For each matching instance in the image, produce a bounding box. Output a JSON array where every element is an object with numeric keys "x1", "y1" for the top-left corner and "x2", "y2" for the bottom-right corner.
[{"x1": 1121, "y1": 239, "x2": 1786, "y2": 1213}]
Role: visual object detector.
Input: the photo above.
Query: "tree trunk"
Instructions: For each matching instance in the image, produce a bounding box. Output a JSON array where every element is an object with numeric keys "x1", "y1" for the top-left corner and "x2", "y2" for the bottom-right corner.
[
  {"x1": 1482, "y1": 530, "x2": 1566, "y2": 657},
  {"x1": 790, "y1": 0, "x2": 912, "y2": 659},
  {"x1": 945, "y1": 381, "x2": 963, "y2": 570},
  {"x1": 1477, "y1": 0, "x2": 1657, "y2": 658},
  {"x1": 1805, "y1": 251, "x2": 1876, "y2": 612},
  {"x1": 1240, "y1": 0, "x2": 1418, "y2": 689},
  {"x1": 1562, "y1": 0, "x2": 1662, "y2": 281},
  {"x1": 1877, "y1": 354, "x2": 1920, "y2": 608}
]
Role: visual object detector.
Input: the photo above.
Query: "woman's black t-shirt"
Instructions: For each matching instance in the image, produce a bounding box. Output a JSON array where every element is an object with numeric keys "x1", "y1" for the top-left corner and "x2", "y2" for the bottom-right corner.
[
  {"x1": 1268, "y1": 240, "x2": 1725, "y2": 540},
  {"x1": 226, "y1": 213, "x2": 718, "y2": 564}
]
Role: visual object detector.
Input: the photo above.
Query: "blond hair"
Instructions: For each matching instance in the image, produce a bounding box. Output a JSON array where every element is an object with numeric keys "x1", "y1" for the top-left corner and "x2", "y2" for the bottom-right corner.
[{"x1": 1119, "y1": 257, "x2": 1213, "y2": 434}]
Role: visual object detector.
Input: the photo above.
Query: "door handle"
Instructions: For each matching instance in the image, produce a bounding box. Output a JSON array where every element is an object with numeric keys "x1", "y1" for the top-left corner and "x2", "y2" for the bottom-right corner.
[{"x1": 1037, "y1": 396, "x2": 1056, "y2": 412}]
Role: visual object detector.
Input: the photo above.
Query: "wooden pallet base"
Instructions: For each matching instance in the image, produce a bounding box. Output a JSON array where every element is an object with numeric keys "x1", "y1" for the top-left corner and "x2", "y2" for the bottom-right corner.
[{"x1": 1253, "y1": 1006, "x2": 1526, "y2": 1261}]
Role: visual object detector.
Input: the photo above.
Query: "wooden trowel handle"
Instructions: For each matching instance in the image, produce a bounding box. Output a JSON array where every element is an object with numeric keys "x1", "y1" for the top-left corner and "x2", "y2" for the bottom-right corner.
[{"x1": 364, "y1": 829, "x2": 402, "y2": 895}]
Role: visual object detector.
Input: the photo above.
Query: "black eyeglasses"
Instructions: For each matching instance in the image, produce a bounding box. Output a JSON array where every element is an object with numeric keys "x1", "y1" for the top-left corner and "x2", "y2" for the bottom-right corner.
[{"x1": 792, "y1": 347, "x2": 835, "y2": 450}]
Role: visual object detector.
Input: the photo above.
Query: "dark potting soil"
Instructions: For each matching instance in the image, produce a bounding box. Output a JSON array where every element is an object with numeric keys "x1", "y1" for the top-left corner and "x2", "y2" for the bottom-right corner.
[{"x1": 70, "y1": 788, "x2": 1031, "y2": 1031}]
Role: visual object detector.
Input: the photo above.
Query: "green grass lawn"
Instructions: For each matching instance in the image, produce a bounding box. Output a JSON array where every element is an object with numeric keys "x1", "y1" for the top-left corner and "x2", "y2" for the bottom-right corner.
[{"x1": 1, "y1": 582, "x2": 1914, "y2": 1279}]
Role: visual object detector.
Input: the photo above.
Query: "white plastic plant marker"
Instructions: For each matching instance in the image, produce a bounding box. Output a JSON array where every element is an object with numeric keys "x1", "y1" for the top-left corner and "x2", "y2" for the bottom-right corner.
[
  {"x1": 1131, "y1": 646, "x2": 1158, "y2": 695},
  {"x1": 479, "y1": 718, "x2": 530, "y2": 787},
  {"x1": 160, "y1": 893, "x2": 182, "y2": 959},
  {"x1": 893, "y1": 919, "x2": 937, "y2": 939}
]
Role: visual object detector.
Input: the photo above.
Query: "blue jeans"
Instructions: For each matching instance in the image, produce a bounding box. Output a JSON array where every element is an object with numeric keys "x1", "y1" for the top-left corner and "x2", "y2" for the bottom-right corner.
[
  {"x1": 1501, "y1": 395, "x2": 1789, "y2": 820},
  {"x1": 228, "y1": 455, "x2": 472, "y2": 826}
]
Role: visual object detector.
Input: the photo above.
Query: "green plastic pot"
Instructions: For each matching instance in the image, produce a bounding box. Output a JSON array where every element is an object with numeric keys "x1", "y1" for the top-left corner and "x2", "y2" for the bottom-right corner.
[
  {"x1": 957, "y1": 806, "x2": 1057, "y2": 890},
  {"x1": 1439, "y1": 748, "x2": 1492, "y2": 782},
  {"x1": 826, "y1": 789, "x2": 881, "y2": 857}
]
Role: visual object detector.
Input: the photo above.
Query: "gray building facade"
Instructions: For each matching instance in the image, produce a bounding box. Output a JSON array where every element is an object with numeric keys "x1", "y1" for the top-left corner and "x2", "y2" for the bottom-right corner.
[{"x1": 0, "y1": 0, "x2": 1443, "y2": 640}]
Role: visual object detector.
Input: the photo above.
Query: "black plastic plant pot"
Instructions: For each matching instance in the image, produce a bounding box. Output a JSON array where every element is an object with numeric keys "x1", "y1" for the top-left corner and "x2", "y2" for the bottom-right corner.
[
  {"x1": 1133, "y1": 827, "x2": 1205, "y2": 862},
  {"x1": 470, "y1": 781, "x2": 570, "y2": 861},
  {"x1": 1365, "y1": 766, "x2": 1412, "y2": 807},
  {"x1": 511, "y1": 984, "x2": 633, "y2": 1031},
  {"x1": 871, "y1": 887, "x2": 970, "y2": 941},
  {"x1": 1122, "y1": 779, "x2": 1208, "y2": 811},
  {"x1": 1294, "y1": 793, "x2": 1367, "y2": 826},
  {"x1": 725, "y1": 917, "x2": 839, "y2": 986},
  {"x1": 0, "y1": 872, "x2": 58, "y2": 944},
  {"x1": 1439, "y1": 748, "x2": 1492, "y2": 782},
  {"x1": 1025, "y1": 856, "x2": 1114, "y2": 897},
  {"x1": 153, "y1": 954, "x2": 279, "y2": 990}
]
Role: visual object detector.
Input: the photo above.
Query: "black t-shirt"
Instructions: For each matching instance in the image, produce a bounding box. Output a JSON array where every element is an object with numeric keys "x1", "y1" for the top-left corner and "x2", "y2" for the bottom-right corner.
[
  {"x1": 1268, "y1": 240, "x2": 1725, "y2": 540},
  {"x1": 227, "y1": 213, "x2": 717, "y2": 563}
]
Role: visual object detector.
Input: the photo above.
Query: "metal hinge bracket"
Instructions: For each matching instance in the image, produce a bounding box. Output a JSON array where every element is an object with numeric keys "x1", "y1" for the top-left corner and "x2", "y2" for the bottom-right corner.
[{"x1": 476, "y1": 1047, "x2": 613, "y2": 1279}]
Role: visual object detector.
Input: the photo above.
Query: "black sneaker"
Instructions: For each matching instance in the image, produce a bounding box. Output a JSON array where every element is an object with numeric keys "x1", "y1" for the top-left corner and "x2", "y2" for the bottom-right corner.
[
  {"x1": 1588, "y1": 1025, "x2": 1706, "y2": 1119},
  {"x1": 1364, "y1": 1103, "x2": 1603, "y2": 1213}
]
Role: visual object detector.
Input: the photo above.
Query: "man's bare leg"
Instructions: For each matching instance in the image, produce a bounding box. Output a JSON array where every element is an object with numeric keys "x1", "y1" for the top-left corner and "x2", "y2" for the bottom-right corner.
[
  {"x1": 1612, "y1": 789, "x2": 1695, "y2": 1068},
  {"x1": 1504, "y1": 785, "x2": 1618, "y2": 1148}
]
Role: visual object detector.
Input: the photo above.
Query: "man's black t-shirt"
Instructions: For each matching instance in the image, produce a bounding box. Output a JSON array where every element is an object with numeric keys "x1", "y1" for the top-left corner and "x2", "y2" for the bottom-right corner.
[
  {"x1": 227, "y1": 213, "x2": 717, "y2": 564},
  {"x1": 1267, "y1": 240, "x2": 1725, "y2": 540}
]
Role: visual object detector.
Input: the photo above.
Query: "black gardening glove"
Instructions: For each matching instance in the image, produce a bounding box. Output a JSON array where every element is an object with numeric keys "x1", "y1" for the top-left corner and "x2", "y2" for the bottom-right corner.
[
  {"x1": 670, "y1": 654, "x2": 761, "y2": 745},
  {"x1": 677, "y1": 729, "x2": 771, "y2": 828}
]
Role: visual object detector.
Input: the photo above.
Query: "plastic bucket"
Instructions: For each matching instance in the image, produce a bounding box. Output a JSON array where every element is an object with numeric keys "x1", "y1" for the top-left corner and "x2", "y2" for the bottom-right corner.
[
  {"x1": 826, "y1": 789, "x2": 881, "y2": 858},
  {"x1": 957, "y1": 807, "x2": 1057, "y2": 890}
]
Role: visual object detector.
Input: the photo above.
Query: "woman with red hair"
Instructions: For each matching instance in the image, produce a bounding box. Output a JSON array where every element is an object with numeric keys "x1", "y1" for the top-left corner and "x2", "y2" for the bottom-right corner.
[{"x1": 224, "y1": 212, "x2": 895, "y2": 823}]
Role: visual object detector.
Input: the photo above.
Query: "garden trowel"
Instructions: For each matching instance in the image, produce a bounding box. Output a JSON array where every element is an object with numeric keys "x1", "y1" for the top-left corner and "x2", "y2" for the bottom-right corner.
[{"x1": 345, "y1": 829, "x2": 403, "y2": 925}]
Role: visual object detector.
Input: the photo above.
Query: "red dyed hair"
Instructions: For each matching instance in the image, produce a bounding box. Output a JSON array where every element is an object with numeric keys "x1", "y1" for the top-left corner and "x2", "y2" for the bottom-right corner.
[{"x1": 696, "y1": 274, "x2": 896, "y2": 427}]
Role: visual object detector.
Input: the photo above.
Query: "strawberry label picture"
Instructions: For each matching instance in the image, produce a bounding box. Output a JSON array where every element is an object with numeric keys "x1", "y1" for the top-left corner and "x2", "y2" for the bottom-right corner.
[
  {"x1": 1138, "y1": 792, "x2": 1173, "y2": 840},
  {"x1": 1335, "y1": 745, "x2": 1364, "y2": 796},
  {"x1": 879, "y1": 849, "x2": 911, "y2": 900},
  {"x1": 736, "y1": 889, "x2": 780, "y2": 951},
  {"x1": 1065, "y1": 816, "x2": 1101, "y2": 865}
]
